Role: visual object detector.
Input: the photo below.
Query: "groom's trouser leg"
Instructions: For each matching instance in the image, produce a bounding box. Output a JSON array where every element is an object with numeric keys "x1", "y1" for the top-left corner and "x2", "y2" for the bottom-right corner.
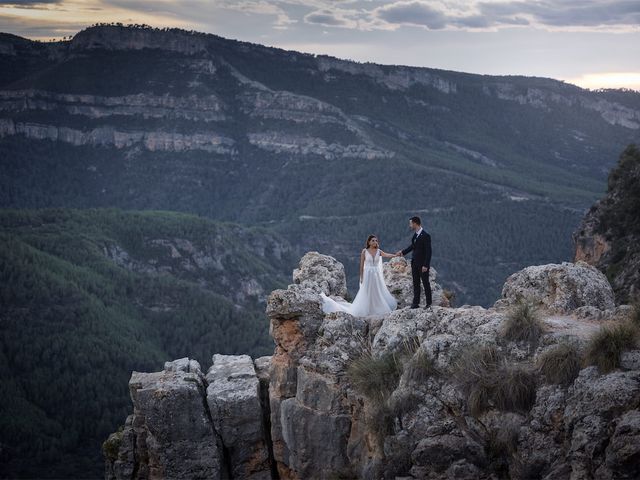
[
  {"x1": 411, "y1": 264, "x2": 421, "y2": 306},
  {"x1": 421, "y1": 270, "x2": 432, "y2": 306}
]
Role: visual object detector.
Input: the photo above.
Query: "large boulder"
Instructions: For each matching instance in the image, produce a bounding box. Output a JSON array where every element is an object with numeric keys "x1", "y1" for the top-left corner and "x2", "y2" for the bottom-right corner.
[
  {"x1": 292, "y1": 251, "x2": 347, "y2": 297},
  {"x1": 496, "y1": 261, "x2": 615, "y2": 313}
]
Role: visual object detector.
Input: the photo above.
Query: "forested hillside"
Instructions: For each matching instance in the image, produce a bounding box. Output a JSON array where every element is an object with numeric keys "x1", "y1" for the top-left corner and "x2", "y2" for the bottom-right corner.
[{"x1": 0, "y1": 208, "x2": 293, "y2": 478}]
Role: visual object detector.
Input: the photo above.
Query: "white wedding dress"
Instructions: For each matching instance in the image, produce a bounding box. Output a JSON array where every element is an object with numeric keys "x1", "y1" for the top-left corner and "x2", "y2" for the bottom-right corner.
[{"x1": 320, "y1": 249, "x2": 397, "y2": 317}]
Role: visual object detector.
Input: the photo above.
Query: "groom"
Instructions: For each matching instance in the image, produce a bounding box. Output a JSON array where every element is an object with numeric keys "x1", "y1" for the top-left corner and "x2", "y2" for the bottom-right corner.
[{"x1": 397, "y1": 216, "x2": 432, "y2": 309}]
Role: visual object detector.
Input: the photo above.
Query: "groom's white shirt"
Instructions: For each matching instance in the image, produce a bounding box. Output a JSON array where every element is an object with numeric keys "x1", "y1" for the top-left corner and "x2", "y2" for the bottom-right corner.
[{"x1": 415, "y1": 227, "x2": 423, "y2": 237}]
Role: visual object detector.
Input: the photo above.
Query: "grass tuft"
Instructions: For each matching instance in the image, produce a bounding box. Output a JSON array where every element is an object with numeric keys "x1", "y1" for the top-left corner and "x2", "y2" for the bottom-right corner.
[
  {"x1": 629, "y1": 301, "x2": 640, "y2": 328},
  {"x1": 585, "y1": 321, "x2": 639, "y2": 373},
  {"x1": 502, "y1": 300, "x2": 546, "y2": 344},
  {"x1": 400, "y1": 336, "x2": 438, "y2": 383},
  {"x1": 536, "y1": 342, "x2": 582, "y2": 385},
  {"x1": 347, "y1": 349, "x2": 403, "y2": 405},
  {"x1": 404, "y1": 348, "x2": 438, "y2": 383},
  {"x1": 493, "y1": 366, "x2": 537, "y2": 413},
  {"x1": 453, "y1": 345, "x2": 537, "y2": 417},
  {"x1": 443, "y1": 289, "x2": 455, "y2": 307}
]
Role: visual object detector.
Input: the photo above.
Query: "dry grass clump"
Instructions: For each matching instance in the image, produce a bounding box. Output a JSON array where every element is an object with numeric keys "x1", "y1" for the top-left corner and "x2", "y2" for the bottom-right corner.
[
  {"x1": 404, "y1": 348, "x2": 438, "y2": 383},
  {"x1": 585, "y1": 321, "x2": 639, "y2": 373},
  {"x1": 347, "y1": 349, "x2": 403, "y2": 405},
  {"x1": 493, "y1": 365, "x2": 537, "y2": 413},
  {"x1": 630, "y1": 301, "x2": 640, "y2": 328},
  {"x1": 536, "y1": 342, "x2": 582, "y2": 386},
  {"x1": 502, "y1": 300, "x2": 546, "y2": 344},
  {"x1": 399, "y1": 336, "x2": 438, "y2": 383},
  {"x1": 453, "y1": 345, "x2": 537, "y2": 417},
  {"x1": 443, "y1": 289, "x2": 455, "y2": 307}
]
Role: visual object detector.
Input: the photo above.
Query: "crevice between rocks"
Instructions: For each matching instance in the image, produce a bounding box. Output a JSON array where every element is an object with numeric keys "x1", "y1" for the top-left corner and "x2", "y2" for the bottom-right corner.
[
  {"x1": 198, "y1": 377, "x2": 234, "y2": 480},
  {"x1": 257, "y1": 373, "x2": 279, "y2": 479}
]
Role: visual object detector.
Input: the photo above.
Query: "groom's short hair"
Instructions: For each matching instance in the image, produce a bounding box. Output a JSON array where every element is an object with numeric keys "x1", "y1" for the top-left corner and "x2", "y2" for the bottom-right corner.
[{"x1": 410, "y1": 216, "x2": 421, "y2": 225}]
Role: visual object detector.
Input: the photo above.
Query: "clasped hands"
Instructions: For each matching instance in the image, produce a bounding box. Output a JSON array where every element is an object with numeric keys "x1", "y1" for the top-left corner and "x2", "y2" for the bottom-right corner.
[{"x1": 395, "y1": 251, "x2": 429, "y2": 273}]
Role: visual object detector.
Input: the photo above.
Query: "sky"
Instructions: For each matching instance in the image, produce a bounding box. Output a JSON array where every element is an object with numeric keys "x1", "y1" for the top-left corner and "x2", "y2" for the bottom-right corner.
[{"x1": 1, "y1": 0, "x2": 639, "y2": 90}]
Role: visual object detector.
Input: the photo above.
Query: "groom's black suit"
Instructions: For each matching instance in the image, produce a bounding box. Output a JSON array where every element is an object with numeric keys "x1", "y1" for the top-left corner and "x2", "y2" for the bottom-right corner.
[{"x1": 402, "y1": 229, "x2": 432, "y2": 307}]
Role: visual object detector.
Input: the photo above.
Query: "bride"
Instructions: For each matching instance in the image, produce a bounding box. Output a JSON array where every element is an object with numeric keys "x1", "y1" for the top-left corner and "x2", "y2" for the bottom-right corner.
[{"x1": 320, "y1": 235, "x2": 399, "y2": 317}]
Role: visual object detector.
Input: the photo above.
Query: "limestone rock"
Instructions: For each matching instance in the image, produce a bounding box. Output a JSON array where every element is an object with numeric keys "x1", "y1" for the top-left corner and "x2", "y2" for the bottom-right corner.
[
  {"x1": 105, "y1": 251, "x2": 640, "y2": 480},
  {"x1": 280, "y1": 397, "x2": 352, "y2": 479},
  {"x1": 206, "y1": 354, "x2": 270, "y2": 480},
  {"x1": 292, "y1": 251, "x2": 347, "y2": 297},
  {"x1": 410, "y1": 434, "x2": 487, "y2": 479},
  {"x1": 496, "y1": 261, "x2": 615, "y2": 313},
  {"x1": 114, "y1": 359, "x2": 224, "y2": 480},
  {"x1": 603, "y1": 410, "x2": 640, "y2": 478},
  {"x1": 564, "y1": 367, "x2": 640, "y2": 478}
]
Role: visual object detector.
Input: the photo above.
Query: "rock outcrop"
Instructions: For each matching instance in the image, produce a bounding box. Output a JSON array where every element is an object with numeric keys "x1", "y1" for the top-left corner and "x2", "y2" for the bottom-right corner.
[
  {"x1": 291, "y1": 251, "x2": 347, "y2": 297},
  {"x1": 496, "y1": 261, "x2": 615, "y2": 313},
  {"x1": 104, "y1": 253, "x2": 640, "y2": 479},
  {"x1": 0, "y1": 117, "x2": 235, "y2": 153},
  {"x1": 103, "y1": 358, "x2": 225, "y2": 480},
  {"x1": 574, "y1": 144, "x2": 640, "y2": 303},
  {"x1": 206, "y1": 355, "x2": 271, "y2": 479}
]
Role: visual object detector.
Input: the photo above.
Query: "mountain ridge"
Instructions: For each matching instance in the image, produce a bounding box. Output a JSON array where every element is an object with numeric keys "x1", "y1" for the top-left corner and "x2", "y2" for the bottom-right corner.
[{"x1": 1, "y1": 23, "x2": 639, "y2": 306}]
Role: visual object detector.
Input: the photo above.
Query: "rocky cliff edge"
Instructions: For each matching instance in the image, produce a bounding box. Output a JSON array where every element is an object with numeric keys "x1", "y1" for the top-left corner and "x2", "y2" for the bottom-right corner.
[{"x1": 104, "y1": 252, "x2": 640, "y2": 480}]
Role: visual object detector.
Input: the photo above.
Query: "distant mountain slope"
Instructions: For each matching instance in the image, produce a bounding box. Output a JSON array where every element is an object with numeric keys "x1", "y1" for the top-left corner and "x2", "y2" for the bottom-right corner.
[
  {"x1": 1, "y1": 24, "x2": 639, "y2": 304},
  {"x1": 0, "y1": 208, "x2": 293, "y2": 479}
]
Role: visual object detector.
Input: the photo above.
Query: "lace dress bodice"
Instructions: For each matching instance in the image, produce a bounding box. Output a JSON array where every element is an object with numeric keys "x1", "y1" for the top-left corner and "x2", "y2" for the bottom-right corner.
[{"x1": 363, "y1": 249, "x2": 381, "y2": 268}]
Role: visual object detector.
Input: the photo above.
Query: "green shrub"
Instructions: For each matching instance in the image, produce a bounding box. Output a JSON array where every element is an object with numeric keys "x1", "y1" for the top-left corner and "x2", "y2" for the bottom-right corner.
[
  {"x1": 101, "y1": 427, "x2": 124, "y2": 462},
  {"x1": 585, "y1": 322, "x2": 639, "y2": 373},
  {"x1": 536, "y1": 343, "x2": 582, "y2": 385},
  {"x1": 502, "y1": 300, "x2": 546, "y2": 344}
]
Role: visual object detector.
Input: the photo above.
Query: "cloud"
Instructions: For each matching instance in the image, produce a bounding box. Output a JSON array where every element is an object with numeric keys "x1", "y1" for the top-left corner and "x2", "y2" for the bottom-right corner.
[
  {"x1": 374, "y1": 1, "x2": 447, "y2": 29},
  {"x1": 478, "y1": 0, "x2": 640, "y2": 29},
  {"x1": 305, "y1": 10, "x2": 349, "y2": 26},
  {"x1": 303, "y1": 6, "x2": 366, "y2": 28},
  {"x1": 369, "y1": 0, "x2": 640, "y2": 31},
  {"x1": 0, "y1": 0, "x2": 60, "y2": 4}
]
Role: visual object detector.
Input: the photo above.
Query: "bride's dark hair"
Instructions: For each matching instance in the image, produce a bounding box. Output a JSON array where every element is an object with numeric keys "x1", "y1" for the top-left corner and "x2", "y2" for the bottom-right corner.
[{"x1": 365, "y1": 234, "x2": 378, "y2": 248}]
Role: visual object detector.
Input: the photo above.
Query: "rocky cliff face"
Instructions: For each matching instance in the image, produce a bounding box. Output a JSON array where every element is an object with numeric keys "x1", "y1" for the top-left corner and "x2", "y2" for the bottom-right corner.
[
  {"x1": 104, "y1": 252, "x2": 640, "y2": 479},
  {"x1": 574, "y1": 144, "x2": 640, "y2": 303}
]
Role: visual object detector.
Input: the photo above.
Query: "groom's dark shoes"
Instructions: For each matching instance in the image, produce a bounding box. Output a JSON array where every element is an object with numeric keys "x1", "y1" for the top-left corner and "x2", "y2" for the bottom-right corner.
[{"x1": 410, "y1": 304, "x2": 419, "y2": 309}]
